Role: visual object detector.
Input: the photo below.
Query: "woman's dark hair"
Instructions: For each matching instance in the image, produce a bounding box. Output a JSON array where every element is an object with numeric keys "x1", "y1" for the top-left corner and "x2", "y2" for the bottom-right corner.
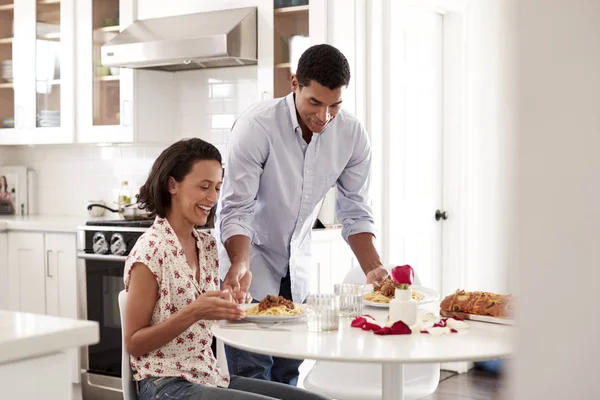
[
  {"x1": 296, "y1": 44, "x2": 351, "y2": 90},
  {"x1": 0, "y1": 175, "x2": 7, "y2": 191},
  {"x1": 138, "y1": 138, "x2": 222, "y2": 219}
]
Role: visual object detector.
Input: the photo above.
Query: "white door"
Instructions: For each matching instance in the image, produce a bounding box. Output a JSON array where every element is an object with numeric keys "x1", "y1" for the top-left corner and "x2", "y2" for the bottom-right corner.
[{"x1": 386, "y1": 6, "x2": 444, "y2": 293}]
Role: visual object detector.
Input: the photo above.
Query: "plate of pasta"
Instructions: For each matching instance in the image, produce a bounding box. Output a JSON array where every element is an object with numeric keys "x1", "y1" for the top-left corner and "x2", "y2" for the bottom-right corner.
[
  {"x1": 363, "y1": 278, "x2": 439, "y2": 308},
  {"x1": 241, "y1": 295, "x2": 306, "y2": 323}
]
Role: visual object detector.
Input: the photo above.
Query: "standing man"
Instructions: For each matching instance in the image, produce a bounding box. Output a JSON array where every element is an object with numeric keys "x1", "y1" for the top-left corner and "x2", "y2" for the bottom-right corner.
[{"x1": 215, "y1": 44, "x2": 387, "y2": 385}]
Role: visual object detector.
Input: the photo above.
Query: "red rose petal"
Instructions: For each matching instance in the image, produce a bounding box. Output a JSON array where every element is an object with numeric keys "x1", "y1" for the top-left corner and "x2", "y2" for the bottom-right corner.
[
  {"x1": 451, "y1": 328, "x2": 458, "y2": 333},
  {"x1": 374, "y1": 327, "x2": 392, "y2": 335},
  {"x1": 420, "y1": 330, "x2": 430, "y2": 334},
  {"x1": 433, "y1": 318, "x2": 449, "y2": 328},
  {"x1": 351, "y1": 317, "x2": 367, "y2": 328},
  {"x1": 389, "y1": 320, "x2": 412, "y2": 335},
  {"x1": 361, "y1": 322, "x2": 383, "y2": 332}
]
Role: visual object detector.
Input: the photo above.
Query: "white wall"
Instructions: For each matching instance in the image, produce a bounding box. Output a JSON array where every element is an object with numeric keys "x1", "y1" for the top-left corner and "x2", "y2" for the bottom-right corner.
[
  {"x1": 508, "y1": 0, "x2": 600, "y2": 398},
  {"x1": 0, "y1": 66, "x2": 258, "y2": 216}
]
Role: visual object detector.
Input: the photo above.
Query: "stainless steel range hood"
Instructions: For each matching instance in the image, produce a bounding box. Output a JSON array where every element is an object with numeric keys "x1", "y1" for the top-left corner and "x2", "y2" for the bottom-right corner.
[{"x1": 101, "y1": 7, "x2": 257, "y2": 72}]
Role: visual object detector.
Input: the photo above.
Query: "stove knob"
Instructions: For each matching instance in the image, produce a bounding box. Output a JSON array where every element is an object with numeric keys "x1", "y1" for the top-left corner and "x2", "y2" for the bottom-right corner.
[
  {"x1": 92, "y1": 232, "x2": 109, "y2": 254},
  {"x1": 110, "y1": 233, "x2": 127, "y2": 256}
]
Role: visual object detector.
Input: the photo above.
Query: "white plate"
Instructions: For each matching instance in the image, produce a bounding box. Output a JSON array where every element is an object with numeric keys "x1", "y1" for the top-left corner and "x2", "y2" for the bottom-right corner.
[
  {"x1": 240, "y1": 303, "x2": 306, "y2": 323},
  {"x1": 362, "y1": 285, "x2": 439, "y2": 308}
]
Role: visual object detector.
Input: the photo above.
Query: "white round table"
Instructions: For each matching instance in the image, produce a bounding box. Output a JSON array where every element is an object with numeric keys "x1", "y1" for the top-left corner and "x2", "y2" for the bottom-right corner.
[{"x1": 212, "y1": 309, "x2": 514, "y2": 400}]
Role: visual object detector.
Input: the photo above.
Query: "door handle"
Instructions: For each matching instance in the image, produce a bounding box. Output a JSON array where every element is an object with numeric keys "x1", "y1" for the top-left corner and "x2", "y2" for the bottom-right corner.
[
  {"x1": 435, "y1": 210, "x2": 448, "y2": 221},
  {"x1": 46, "y1": 250, "x2": 53, "y2": 278}
]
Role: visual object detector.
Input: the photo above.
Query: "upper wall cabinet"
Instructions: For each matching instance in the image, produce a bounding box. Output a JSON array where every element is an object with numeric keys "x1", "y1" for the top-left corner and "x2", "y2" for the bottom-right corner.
[
  {"x1": 0, "y1": 0, "x2": 173, "y2": 145},
  {"x1": 268, "y1": 0, "x2": 327, "y2": 100},
  {"x1": 273, "y1": 1, "x2": 310, "y2": 98},
  {"x1": 0, "y1": 0, "x2": 75, "y2": 145},
  {"x1": 75, "y1": 0, "x2": 174, "y2": 144}
]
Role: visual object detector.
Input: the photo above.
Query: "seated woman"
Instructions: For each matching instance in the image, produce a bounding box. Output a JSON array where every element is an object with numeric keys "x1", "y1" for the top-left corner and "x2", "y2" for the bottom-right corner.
[{"x1": 124, "y1": 138, "x2": 330, "y2": 400}]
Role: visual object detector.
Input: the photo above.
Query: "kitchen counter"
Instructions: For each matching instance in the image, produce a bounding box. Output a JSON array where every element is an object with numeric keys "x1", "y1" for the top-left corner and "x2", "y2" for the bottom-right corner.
[
  {"x1": 0, "y1": 214, "x2": 344, "y2": 236},
  {"x1": 0, "y1": 310, "x2": 99, "y2": 365},
  {"x1": 0, "y1": 311, "x2": 98, "y2": 400},
  {"x1": 0, "y1": 214, "x2": 95, "y2": 232}
]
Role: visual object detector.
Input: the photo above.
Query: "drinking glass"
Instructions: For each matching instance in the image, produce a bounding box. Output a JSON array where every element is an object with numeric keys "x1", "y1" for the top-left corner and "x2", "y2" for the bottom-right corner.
[
  {"x1": 334, "y1": 283, "x2": 364, "y2": 318},
  {"x1": 306, "y1": 294, "x2": 340, "y2": 332}
]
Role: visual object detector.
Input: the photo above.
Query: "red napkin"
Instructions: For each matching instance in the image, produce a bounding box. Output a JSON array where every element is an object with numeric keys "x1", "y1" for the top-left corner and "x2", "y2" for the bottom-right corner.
[{"x1": 351, "y1": 315, "x2": 411, "y2": 335}]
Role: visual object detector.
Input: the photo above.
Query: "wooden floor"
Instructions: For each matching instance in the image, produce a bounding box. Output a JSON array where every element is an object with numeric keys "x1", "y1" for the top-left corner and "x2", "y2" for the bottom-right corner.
[{"x1": 419, "y1": 368, "x2": 507, "y2": 400}]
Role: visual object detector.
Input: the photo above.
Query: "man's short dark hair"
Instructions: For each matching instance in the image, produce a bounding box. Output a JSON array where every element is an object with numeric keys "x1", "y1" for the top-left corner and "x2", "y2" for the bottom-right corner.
[
  {"x1": 296, "y1": 44, "x2": 351, "y2": 90},
  {"x1": 138, "y1": 138, "x2": 222, "y2": 220}
]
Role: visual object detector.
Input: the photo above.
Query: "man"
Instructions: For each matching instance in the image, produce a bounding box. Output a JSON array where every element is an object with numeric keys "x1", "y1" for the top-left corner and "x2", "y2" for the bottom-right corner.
[{"x1": 215, "y1": 44, "x2": 387, "y2": 385}]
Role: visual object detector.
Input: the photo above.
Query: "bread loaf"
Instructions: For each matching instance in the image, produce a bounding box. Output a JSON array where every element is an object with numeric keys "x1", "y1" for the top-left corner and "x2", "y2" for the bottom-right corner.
[{"x1": 440, "y1": 289, "x2": 513, "y2": 318}]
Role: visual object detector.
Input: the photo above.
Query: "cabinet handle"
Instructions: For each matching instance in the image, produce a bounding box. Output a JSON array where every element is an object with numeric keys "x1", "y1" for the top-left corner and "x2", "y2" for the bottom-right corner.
[{"x1": 46, "y1": 250, "x2": 53, "y2": 278}]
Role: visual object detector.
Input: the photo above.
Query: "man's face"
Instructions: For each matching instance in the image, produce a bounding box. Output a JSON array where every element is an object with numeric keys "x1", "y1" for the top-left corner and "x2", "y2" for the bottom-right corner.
[{"x1": 291, "y1": 77, "x2": 344, "y2": 134}]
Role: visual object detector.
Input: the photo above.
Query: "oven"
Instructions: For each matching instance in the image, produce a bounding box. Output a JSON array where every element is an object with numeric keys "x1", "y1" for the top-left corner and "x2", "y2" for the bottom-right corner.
[{"x1": 77, "y1": 220, "x2": 152, "y2": 400}]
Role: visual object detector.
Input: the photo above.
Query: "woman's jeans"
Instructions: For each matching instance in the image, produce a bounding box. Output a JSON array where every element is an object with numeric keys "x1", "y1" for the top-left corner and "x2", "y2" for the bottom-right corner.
[{"x1": 137, "y1": 376, "x2": 330, "y2": 400}]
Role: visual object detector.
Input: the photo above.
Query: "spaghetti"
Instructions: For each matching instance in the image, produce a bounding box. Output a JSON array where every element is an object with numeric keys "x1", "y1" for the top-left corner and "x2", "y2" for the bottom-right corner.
[
  {"x1": 245, "y1": 295, "x2": 305, "y2": 317},
  {"x1": 363, "y1": 289, "x2": 424, "y2": 303},
  {"x1": 245, "y1": 304, "x2": 304, "y2": 317}
]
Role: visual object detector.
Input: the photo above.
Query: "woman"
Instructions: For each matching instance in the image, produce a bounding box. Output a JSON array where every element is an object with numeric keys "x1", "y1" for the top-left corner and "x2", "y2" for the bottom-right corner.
[{"x1": 124, "y1": 138, "x2": 329, "y2": 400}]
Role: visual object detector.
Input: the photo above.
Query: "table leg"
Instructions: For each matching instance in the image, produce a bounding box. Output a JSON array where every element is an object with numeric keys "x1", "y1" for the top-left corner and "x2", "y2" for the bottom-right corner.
[{"x1": 382, "y1": 363, "x2": 404, "y2": 400}]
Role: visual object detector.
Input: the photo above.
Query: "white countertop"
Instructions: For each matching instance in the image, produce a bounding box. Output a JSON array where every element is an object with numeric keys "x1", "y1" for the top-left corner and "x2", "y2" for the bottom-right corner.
[
  {"x1": 0, "y1": 311, "x2": 99, "y2": 365},
  {"x1": 0, "y1": 214, "x2": 92, "y2": 232},
  {"x1": 0, "y1": 214, "x2": 344, "y2": 237}
]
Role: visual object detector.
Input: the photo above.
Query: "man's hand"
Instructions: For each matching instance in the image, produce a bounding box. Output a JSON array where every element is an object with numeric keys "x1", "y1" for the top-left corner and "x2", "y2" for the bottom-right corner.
[
  {"x1": 222, "y1": 263, "x2": 253, "y2": 303},
  {"x1": 366, "y1": 266, "x2": 388, "y2": 285}
]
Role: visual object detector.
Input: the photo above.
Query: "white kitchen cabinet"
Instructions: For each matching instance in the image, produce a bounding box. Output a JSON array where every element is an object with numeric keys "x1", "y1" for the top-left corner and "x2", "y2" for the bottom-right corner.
[
  {"x1": 0, "y1": 0, "x2": 173, "y2": 145},
  {"x1": 7, "y1": 232, "x2": 46, "y2": 314},
  {"x1": 0, "y1": 0, "x2": 76, "y2": 145},
  {"x1": 310, "y1": 241, "x2": 331, "y2": 293},
  {"x1": 44, "y1": 232, "x2": 79, "y2": 384},
  {"x1": 7, "y1": 231, "x2": 80, "y2": 383},
  {"x1": 310, "y1": 232, "x2": 358, "y2": 294},
  {"x1": 75, "y1": 0, "x2": 174, "y2": 144},
  {"x1": 44, "y1": 233, "x2": 77, "y2": 319},
  {"x1": 0, "y1": 232, "x2": 7, "y2": 310}
]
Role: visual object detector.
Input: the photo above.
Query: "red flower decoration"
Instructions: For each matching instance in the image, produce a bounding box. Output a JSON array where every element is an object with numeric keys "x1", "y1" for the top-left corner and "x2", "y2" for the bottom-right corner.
[
  {"x1": 350, "y1": 315, "x2": 412, "y2": 335},
  {"x1": 391, "y1": 265, "x2": 414, "y2": 289}
]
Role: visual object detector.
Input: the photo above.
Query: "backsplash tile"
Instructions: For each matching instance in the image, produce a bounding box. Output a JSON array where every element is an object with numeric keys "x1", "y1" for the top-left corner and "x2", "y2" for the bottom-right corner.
[{"x1": 0, "y1": 66, "x2": 258, "y2": 217}]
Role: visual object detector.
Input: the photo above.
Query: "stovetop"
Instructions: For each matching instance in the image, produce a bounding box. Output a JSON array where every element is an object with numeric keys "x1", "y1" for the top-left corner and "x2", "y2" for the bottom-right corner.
[{"x1": 85, "y1": 219, "x2": 154, "y2": 228}]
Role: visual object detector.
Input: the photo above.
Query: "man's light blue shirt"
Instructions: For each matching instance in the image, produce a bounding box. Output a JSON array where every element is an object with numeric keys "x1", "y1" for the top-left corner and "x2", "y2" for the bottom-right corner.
[{"x1": 215, "y1": 93, "x2": 376, "y2": 303}]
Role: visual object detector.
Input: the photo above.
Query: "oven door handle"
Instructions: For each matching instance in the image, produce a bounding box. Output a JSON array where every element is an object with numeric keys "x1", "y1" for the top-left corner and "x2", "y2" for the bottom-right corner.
[{"x1": 77, "y1": 252, "x2": 127, "y2": 262}]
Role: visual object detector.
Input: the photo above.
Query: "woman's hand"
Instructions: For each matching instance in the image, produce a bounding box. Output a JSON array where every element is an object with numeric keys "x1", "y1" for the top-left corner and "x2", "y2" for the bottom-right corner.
[{"x1": 190, "y1": 290, "x2": 246, "y2": 321}]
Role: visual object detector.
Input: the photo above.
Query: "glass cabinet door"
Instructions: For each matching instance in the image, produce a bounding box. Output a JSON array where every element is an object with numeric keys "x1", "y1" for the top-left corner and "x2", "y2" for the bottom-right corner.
[
  {"x1": 92, "y1": 0, "x2": 120, "y2": 126},
  {"x1": 0, "y1": 0, "x2": 15, "y2": 130},
  {"x1": 274, "y1": 1, "x2": 310, "y2": 98},
  {"x1": 35, "y1": 0, "x2": 61, "y2": 128}
]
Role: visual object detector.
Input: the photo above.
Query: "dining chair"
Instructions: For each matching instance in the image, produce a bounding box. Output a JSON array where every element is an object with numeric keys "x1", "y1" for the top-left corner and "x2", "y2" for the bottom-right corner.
[
  {"x1": 118, "y1": 290, "x2": 137, "y2": 400},
  {"x1": 302, "y1": 265, "x2": 441, "y2": 400}
]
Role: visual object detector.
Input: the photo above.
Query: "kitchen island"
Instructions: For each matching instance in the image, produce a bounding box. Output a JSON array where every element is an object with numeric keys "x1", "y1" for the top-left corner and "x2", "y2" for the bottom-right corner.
[{"x1": 0, "y1": 310, "x2": 98, "y2": 400}]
